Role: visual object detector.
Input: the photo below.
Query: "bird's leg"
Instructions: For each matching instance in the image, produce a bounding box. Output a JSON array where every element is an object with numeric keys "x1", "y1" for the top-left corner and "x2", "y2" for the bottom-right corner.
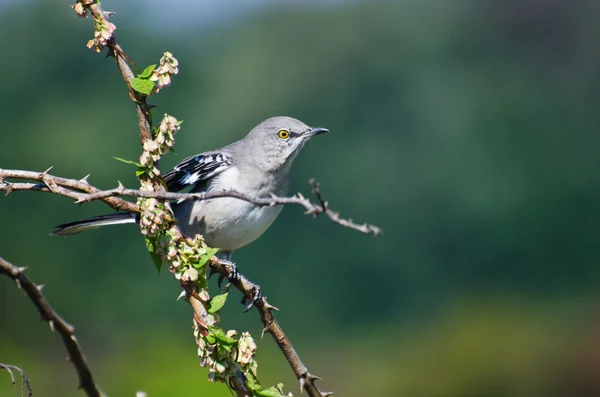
[{"x1": 214, "y1": 251, "x2": 236, "y2": 293}]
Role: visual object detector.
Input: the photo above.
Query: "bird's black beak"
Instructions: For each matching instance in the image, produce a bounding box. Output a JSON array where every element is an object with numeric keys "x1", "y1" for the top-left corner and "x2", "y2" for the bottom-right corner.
[{"x1": 305, "y1": 127, "x2": 329, "y2": 137}]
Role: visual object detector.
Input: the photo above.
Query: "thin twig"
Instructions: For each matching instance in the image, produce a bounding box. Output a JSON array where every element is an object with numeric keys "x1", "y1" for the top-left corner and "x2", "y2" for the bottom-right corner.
[
  {"x1": 308, "y1": 178, "x2": 382, "y2": 234},
  {"x1": 0, "y1": 168, "x2": 382, "y2": 236},
  {"x1": 210, "y1": 259, "x2": 332, "y2": 397},
  {"x1": 0, "y1": 257, "x2": 104, "y2": 397},
  {"x1": 0, "y1": 363, "x2": 33, "y2": 397}
]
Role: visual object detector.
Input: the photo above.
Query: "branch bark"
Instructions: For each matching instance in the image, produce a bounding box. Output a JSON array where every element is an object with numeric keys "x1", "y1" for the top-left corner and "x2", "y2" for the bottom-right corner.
[{"x1": 0, "y1": 257, "x2": 103, "y2": 397}]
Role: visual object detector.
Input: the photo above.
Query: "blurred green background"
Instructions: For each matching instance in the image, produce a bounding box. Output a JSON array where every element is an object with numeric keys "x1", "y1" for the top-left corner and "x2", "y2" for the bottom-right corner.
[{"x1": 2, "y1": 0, "x2": 600, "y2": 396}]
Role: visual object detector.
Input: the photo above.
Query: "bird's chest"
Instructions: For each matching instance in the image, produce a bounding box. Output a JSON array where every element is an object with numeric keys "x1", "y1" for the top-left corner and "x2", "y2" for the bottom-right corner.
[
  {"x1": 204, "y1": 199, "x2": 282, "y2": 250},
  {"x1": 177, "y1": 166, "x2": 286, "y2": 250}
]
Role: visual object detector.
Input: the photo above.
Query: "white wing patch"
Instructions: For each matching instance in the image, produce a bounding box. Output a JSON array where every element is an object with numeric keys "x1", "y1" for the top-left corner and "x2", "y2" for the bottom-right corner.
[{"x1": 164, "y1": 152, "x2": 234, "y2": 192}]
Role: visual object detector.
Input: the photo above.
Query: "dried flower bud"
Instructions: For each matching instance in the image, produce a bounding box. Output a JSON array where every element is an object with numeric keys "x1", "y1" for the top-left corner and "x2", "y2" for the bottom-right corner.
[
  {"x1": 237, "y1": 332, "x2": 257, "y2": 366},
  {"x1": 72, "y1": 2, "x2": 87, "y2": 17},
  {"x1": 87, "y1": 18, "x2": 116, "y2": 52},
  {"x1": 151, "y1": 52, "x2": 179, "y2": 92}
]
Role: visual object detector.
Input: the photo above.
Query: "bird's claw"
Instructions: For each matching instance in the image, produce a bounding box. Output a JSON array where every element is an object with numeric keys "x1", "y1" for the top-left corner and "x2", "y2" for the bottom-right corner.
[
  {"x1": 212, "y1": 258, "x2": 260, "y2": 312},
  {"x1": 216, "y1": 259, "x2": 238, "y2": 292},
  {"x1": 217, "y1": 274, "x2": 232, "y2": 293},
  {"x1": 241, "y1": 285, "x2": 262, "y2": 312}
]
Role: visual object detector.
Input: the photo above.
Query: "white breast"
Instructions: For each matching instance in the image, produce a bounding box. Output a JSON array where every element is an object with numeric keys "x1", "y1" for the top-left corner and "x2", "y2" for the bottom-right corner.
[{"x1": 174, "y1": 166, "x2": 284, "y2": 251}]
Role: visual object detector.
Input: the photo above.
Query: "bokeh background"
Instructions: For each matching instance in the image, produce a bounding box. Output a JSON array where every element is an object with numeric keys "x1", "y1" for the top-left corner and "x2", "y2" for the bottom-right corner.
[{"x1": 2, "y1": 0, "x2": 600, "y2": 396}]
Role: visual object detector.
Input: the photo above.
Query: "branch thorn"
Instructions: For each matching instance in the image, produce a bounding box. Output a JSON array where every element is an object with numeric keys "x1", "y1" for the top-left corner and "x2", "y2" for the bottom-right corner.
[{"x1": 263, "y1": 302, "x2": 279, "y2": 312}]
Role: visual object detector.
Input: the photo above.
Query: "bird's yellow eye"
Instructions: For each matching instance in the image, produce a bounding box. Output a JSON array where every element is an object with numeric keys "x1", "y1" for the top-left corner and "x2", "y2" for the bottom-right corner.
[{"x1": 278, "y1": 129, "x2": 290, "y2": 139}]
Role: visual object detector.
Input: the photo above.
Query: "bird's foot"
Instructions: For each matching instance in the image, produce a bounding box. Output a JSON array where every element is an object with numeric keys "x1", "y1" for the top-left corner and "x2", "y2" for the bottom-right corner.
[
  {"x1": 241, "y1": 284, "x2": 262, "y2": 312},
  {"x1": 211, "y1": 257, "x2": 261, "y2": 311}
]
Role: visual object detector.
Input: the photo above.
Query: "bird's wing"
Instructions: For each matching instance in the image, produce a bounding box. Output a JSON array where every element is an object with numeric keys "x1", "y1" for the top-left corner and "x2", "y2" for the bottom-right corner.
[{"x1": 163, "y1": 152, "x2": 234, "y2": 192}]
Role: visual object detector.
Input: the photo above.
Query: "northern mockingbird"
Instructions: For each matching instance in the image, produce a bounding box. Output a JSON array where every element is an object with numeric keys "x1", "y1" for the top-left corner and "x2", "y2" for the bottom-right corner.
[{"x1": 52, "y1": 116, "x2": 328, "y2": 260}]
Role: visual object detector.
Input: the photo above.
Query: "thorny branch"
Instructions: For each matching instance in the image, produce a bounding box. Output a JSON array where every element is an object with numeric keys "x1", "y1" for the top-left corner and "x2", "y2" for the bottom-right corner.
[
  {"x1": 0, "y1": 363, "x2": 33, "y2": 397},
  {"x1": 210, "y1": 259, "x2": 332, "y2": 397},
  {"x1": 0, "y1": 168, "x2": 382, "y2": 236},
  {"x1": 0, "y1": 257, "x2": 103, "y2": 397}
]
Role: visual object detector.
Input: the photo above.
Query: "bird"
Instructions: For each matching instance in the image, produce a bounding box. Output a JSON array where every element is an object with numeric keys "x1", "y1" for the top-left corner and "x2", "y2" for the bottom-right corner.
[{"x1": 52, "y1": 116, "x2": 328, "y2": 262}]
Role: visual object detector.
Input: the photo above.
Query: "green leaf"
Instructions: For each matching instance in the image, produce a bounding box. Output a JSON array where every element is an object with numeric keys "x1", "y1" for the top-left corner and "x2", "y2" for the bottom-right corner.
[
  {"x1": 208, "y1": 326, "x2": 236, "y2": 344},
  {"x1": 246, "y1": 375, "x2": 261, "y2": 392},
  {"x1": 219, "y1": 343, "x2": 232, "y2": 352},
  {"x1": 196, "y1": 275, "x2": 209, "y2": 289},
  {"x1": 130, "y1": 77, "x2": 156, "y2": 95},
  {"x1": 207, "y1": 292, "x2": 228, "y2": 314},
  {"x1": 145, "y1": 238, "x2": 162, "y2": 271},
  {"x1": 205, "y1": 334, "x2": 216, "y2": 344},
  {"x1": 135, "y1": 168, "x2": 146, "y2": 177},
  {"x1": 113, "y1": 156, "x2": 143, "y2": 167},
  {"x1": 139, "y1": 64, "x2": 156, "y2": 79},
  {"x1": 246, "y1": 373, "x2": 261, "y2": 396},
  {"x1": 150, "y1": 252, "x2": 162, "y2": 272},
  {"x1": 255, "y1": 385, "x2": 287, "y2": 397},
  {"x1": 192, "y1": 247, "x2": 219, "y2": 269}
]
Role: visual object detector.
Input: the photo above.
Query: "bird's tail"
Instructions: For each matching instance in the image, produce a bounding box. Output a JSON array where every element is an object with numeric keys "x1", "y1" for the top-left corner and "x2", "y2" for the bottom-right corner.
[{"x1": 51, "y1": 212, "x2": 137, "y2": 236}]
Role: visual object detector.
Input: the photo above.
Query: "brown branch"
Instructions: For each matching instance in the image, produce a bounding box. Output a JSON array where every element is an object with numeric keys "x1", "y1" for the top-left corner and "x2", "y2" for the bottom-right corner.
[
  {"x1": 0, "y1": 168, "x2": 382, "y2": 236},
  {"x1": 0, "y1": 363, "x2": 33, "y2": 397},
  {"x1": 0, "y1": 257, "x2": 104, "y2": 397},
  {"x1": 0, "y1": 168, "x2": 138, "y2": 213},
  {"x1": 210, "y1": 259, "x2": 332, "y2": 397}
]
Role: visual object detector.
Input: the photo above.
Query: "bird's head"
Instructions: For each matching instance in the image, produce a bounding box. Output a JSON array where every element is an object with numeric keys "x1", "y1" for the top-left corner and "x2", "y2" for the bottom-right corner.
[{"x1": 247, "y1": 116, "x2": 328, "y2": 170}]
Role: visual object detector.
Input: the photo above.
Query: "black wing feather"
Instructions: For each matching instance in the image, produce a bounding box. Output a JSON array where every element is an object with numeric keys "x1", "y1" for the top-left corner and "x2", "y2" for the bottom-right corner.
[{"x1": 164, "y1": 152, "x2": 234, "y2": 192}]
